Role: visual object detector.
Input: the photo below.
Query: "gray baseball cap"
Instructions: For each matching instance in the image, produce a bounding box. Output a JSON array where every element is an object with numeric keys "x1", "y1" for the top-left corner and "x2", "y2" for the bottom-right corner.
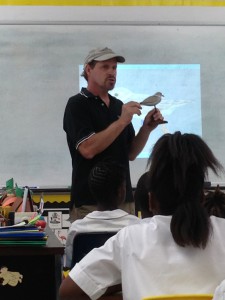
[
  {"x1": 83, "y1": 47, "x2": 125, "y2": 66},
  {"x1": 81, "y1": 47, "x2": 125, "y2": 76}
]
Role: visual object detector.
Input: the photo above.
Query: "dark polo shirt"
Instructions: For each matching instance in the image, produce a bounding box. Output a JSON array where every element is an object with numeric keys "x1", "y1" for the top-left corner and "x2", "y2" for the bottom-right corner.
[{"x1": 63, "y1": 88, "x2": 135, "y2": 208}]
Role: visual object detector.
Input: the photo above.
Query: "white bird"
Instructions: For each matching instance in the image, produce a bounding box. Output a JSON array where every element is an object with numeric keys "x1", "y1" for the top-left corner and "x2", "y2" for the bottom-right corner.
[{"x1": 140, "y1": 92, "x2": 164, "y2": 106}]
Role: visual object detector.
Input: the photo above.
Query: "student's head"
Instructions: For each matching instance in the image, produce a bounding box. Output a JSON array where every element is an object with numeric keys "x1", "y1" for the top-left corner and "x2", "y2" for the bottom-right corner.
[
  {"x1": 88, "y1": 160, "x2": 126, "y2": 210},
  {"x1": 134, "y1": 172, "x2": 153, "y2": 219},
  {"x1": 203, "y1": 185, "x2": 225, "y2": 218},
  {"x1": 147, "y1": 131, "x2": 223, "y2": 248}
]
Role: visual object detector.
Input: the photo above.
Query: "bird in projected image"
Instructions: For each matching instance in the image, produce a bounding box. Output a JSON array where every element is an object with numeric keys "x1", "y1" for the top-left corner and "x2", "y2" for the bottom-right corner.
[{"x1": 140, "y1": 92, "x2": 164, "y2": 107}]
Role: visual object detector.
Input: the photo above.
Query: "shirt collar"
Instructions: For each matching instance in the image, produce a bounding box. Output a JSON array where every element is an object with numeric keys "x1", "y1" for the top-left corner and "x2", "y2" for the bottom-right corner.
[
  {"x1": 80, "y1": 87, "x2": 95, "y2": 98},
  {"x1": 86, "y1": 209, "x2": 129, "y2": 220},
  {"x1": 80, "y1": 88, "x2": 115, "y2": 102}
]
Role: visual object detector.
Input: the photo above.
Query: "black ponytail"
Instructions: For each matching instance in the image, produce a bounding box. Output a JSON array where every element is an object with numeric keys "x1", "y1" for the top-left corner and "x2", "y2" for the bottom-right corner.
[{"x1": 147, "y1": 131, "x2": 223, "y2": 248}]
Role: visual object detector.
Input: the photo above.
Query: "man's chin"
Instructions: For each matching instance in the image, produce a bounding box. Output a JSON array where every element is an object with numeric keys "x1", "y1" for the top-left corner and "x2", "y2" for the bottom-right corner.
[{"x1": 107, "y1": 83, "x2": 116, "y2": 91}]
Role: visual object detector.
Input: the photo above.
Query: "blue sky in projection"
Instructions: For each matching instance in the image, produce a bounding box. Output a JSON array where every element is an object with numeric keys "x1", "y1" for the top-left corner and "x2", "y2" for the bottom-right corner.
[{"x1": 79, "y1": 64, "x2": 201, "y2": 158}]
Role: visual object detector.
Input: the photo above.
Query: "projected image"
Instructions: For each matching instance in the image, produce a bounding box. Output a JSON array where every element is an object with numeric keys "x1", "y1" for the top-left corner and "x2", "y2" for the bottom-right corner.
[{"x1": 79, "y1": 64, "x2": 201, "y2": 158}]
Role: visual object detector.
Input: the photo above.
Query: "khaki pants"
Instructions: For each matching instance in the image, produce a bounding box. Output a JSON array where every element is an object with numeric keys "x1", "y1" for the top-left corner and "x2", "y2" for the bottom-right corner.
[{"x1": 69, "y1": 201, "x2": 135, "y2": 223}]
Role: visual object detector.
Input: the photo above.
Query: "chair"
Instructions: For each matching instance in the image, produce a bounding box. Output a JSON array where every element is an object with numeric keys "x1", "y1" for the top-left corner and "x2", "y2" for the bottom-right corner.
[
  {"x1": 71, "y1": 231, "x2": 117, "y2": 268},
  {"x1": 142, "y1": 295, "x2": 213, "y2": 300}
]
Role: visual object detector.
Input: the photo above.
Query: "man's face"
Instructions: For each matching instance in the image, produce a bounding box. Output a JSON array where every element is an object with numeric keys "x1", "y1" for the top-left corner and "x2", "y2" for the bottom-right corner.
[{"x1": 87, "y1": 58, "x2": 118, "y2": 91}]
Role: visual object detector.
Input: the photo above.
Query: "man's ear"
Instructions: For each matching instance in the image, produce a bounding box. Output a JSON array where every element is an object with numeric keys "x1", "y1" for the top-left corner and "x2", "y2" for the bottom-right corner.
[{"x1": 85, "y1": 64, "x2": 91, "y2": 76}]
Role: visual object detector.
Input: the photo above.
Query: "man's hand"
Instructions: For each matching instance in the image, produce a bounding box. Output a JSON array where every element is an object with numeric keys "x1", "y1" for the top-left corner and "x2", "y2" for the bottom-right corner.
[
  {"x1": 142, "y1": 108, "x2": 164, "y2": 131},
  {"x1": 119, "y1": 101, "x2": 142, "y2": 125}
]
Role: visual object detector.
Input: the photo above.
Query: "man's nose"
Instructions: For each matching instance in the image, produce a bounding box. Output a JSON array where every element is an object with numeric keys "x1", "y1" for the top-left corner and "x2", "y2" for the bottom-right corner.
[{"x1": 109, "y1": 68, "x2": 116, "y2": 76}]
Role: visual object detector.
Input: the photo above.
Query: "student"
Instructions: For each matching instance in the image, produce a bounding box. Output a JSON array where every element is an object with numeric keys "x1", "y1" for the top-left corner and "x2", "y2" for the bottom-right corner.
[
  {"x1": 63, "y1": 46, "x2": 165, "y2": 221},
  {"x1": 202, "y1": 184, "x2": 225, "y2": 218},
  {"x1": 64, "y1": 160, "x2": 140, "y2": 268},
  {"x1": 134, "y1": 171, "x2": 153, "y2": 219},
  {"x1": 59, "y1": 131, "x2": 225, "y2": 300}
]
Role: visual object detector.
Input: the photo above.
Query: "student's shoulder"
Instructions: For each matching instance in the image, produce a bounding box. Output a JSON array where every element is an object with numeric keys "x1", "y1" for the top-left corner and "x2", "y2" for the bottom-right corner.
[
  {"x1": 68, "y1": 217, "x2": 89, "y2": 231},
  {"x1": 116, "y1": 209, "x2": 140, "y2": 222},
  {"x1": 210, "y1": 215, "x2": 225, "y2": 226},
  {"x1": 115, "y1": 219, "x2": 145, "y2": 241},
  {"x1": 126, "y1": 214, "x2": 141, "y2": 223}
]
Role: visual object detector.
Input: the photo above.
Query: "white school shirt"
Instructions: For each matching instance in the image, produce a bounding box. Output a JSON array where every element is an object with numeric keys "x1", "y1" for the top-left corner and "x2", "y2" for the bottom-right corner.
[
  {"x1": 213, "y1": 279, "x2": 225, "y2": 300},
  {"x1": 70, "y1": 215, "x2": 225, "y2": 300},
  {"x1": 65, "y1": 209, "x2": 140, "y2": 268}
]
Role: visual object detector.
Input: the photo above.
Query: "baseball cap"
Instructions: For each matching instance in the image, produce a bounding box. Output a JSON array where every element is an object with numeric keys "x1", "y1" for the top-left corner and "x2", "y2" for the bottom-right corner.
[
  {"x1": 84, "y1": 47, "x2": 125, "y2": 65},
  {"x1": 81, "y1": 47, "x2": 125, "y2": 76}
]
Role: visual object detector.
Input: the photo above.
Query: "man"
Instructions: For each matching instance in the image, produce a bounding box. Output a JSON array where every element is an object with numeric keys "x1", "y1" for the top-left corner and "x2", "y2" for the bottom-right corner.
[{"x1": 63, "y1": 46, "x2": 164, "y2": 221}]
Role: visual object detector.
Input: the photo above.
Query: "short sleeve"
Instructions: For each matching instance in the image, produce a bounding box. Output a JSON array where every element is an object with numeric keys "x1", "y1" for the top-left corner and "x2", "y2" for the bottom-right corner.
[
  {"x1": 63, "y1": 96, "x2": 95, "y2": 150},
  {"x1": 69, "y1": 233, "x2": 123, "y2": 300}
]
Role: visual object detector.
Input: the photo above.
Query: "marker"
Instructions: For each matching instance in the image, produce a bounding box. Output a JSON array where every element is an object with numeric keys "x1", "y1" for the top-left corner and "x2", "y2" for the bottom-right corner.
[
  {"x1": 28, "y1": 214, "x2": 42, "y2": 225},
  {"x1": 13, "y1": 220, "x2": 29, "y2": 227}
]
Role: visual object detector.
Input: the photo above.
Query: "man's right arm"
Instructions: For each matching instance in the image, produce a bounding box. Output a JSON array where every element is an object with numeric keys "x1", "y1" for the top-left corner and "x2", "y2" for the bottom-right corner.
[{"x1": 78, "y1": 101, "x2": 141, "y2": 159}]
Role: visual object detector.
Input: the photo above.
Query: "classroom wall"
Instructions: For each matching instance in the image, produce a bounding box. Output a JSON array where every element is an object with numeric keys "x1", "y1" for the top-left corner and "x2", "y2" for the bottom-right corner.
[
  {"x1": 1, "y1": 6, "x2": 225, "y2": 188},
  {"x1": 0, "y1": 6, "x2": 225, "y2": 25},
  {"x1": 1, "y1": 5, "x2": 225, "y2": 244}
]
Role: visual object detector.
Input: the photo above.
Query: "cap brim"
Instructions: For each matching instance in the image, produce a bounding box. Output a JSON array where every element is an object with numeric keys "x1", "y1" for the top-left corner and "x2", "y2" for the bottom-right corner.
[{"x1": 94, "y1": 53, "x2": 125, "y2": 63}]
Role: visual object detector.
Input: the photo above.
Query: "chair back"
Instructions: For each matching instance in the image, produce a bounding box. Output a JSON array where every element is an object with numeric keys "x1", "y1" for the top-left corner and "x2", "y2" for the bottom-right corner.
[
  {"x1": 142, "y1": 295, "x2": 213, "y2": 300},
  {"x1": 71, "y1": 231, "x2": 117, "y2": 267}
]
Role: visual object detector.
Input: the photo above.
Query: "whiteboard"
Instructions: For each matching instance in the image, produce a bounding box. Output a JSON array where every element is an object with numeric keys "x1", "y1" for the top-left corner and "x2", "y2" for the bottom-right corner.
[{"x1": 1, "y1": 24, "x2": 225, "y2": 187}]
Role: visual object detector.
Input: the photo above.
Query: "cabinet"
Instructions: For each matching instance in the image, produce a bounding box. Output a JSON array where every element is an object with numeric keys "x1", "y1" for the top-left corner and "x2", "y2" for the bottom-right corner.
[{"x1": 0, "y1": 226, "x2": 64, "y2": 300}]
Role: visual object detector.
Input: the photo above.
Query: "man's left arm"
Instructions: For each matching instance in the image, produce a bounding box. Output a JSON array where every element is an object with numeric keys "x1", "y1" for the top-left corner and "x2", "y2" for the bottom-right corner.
[{"x1": 128, "y1": 108, "x2": 164, "y2": 161}]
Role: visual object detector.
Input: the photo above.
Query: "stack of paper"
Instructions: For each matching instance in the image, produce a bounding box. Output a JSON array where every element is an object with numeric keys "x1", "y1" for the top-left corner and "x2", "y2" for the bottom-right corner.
[{"x1": 0, "y1": 225, "x2": 48, "y2": 246}]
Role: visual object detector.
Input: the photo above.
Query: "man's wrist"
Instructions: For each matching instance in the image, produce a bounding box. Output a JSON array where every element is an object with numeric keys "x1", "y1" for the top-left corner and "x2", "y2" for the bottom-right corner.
[
  {"x1": 139, "y1": 125, "x2": 152, "y2": 135},
  {"x1": 116, "y1": 117, "x2": 130, "y2": 128}
]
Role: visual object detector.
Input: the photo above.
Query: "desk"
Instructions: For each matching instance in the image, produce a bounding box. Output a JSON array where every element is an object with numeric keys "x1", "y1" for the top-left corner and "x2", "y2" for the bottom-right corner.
[{"x1": 0, "y1": 226, "x2": 64, "y2": 300}]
